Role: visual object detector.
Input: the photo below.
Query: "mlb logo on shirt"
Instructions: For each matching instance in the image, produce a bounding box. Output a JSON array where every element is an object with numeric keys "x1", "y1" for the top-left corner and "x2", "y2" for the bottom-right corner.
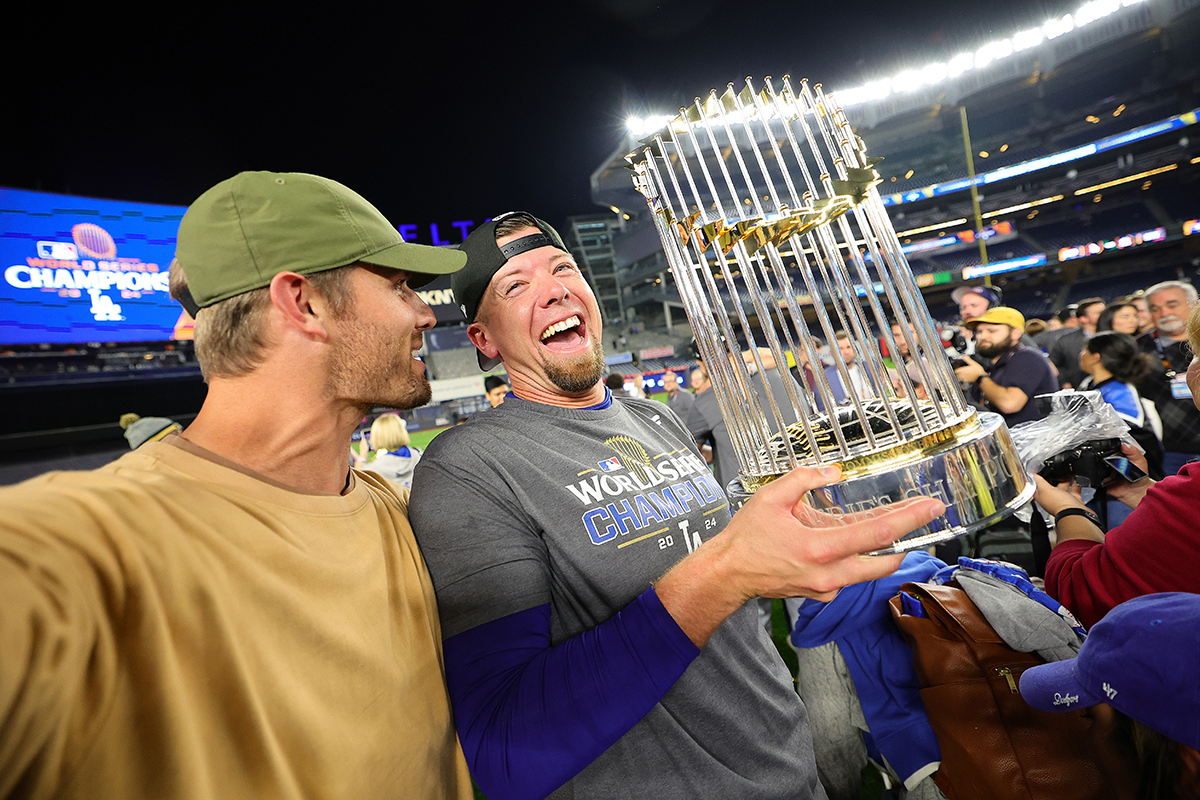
[{"x1": 598, "y1": 457, "x2": 622, "y2": 472}]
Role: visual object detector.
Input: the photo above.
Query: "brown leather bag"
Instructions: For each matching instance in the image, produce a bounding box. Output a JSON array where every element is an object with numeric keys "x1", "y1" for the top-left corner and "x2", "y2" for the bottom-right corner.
[{"x1": 889, "y1": 581, "x2": 1106, "y2": 800}]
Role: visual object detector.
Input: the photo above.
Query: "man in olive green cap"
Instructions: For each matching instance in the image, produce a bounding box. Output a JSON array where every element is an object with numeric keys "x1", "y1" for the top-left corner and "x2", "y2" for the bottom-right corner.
[{"x1": 0, "y1": 172, "x2": 474, "y2": 799}]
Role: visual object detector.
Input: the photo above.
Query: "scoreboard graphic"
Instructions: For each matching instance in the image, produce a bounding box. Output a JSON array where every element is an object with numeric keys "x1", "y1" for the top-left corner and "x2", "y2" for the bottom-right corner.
[{"x1": 0, "y1": 187, "x2": 191, "y2": 345}]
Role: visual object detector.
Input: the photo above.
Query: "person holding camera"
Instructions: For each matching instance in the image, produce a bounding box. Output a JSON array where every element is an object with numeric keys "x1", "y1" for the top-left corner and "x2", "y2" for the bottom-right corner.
[
  {"x1": 953, "y1": 307, "x2": 1059, "y2": 426},
  {"x1": 1032, "y1": 305, "x2": 1200, "y2": 629}
]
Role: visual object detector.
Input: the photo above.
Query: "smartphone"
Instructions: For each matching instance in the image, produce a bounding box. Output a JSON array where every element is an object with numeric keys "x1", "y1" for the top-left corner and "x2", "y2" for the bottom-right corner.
[{"x1": 1104, "y1": 455, "x2": 1148, "y2": 484}]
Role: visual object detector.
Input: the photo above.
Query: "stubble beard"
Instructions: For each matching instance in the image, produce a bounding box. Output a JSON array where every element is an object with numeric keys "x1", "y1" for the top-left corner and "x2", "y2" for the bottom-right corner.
[
  {"x1": 327, "y1": 318, "x2": 432, "y2": 411},
  {"x1": 542, "y1": 336, "x2": 607, "y2": 394}
]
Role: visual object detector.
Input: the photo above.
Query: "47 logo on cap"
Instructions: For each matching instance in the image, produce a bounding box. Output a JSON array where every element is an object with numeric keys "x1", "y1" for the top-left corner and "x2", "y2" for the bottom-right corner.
[{"x1": 598, "y1": 457, "x2": 622, "y2": 472}]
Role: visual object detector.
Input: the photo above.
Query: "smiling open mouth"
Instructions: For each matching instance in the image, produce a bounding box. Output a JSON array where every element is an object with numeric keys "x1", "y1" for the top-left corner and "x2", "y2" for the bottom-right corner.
[{"x1": 541, "y1": 315, "x2": 582, "y2": 344}]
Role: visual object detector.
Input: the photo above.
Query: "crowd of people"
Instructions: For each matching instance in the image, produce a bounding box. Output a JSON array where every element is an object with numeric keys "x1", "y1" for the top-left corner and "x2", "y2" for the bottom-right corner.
[
  {"x1": 937, "y1": 282, "x2": 1194, "y2": 496},
  {"x1": 1, "y1": 172, "x2": 1196, "y2": 800}
]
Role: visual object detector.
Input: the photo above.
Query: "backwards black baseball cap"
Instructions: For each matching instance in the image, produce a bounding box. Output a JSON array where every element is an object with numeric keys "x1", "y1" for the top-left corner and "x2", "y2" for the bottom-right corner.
[{"x1": 454, "y1": 212, "x2": 568, "y2": 370}]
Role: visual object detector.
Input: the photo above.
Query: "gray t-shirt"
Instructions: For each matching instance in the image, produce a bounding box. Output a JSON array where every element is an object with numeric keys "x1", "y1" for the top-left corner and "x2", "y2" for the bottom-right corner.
[
  {"x1": 667, "y1": 387, "x2": 696, "y2": 421},
  {"x1": 410, "y1": 395, "x2": 823, "y2": 799}
]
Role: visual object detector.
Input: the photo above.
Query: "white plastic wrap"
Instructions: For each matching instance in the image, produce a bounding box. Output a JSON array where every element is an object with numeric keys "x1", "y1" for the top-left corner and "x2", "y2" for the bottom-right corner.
[{"x1": 1006, "y1": 390, "x2": 1141, "y2": 522}]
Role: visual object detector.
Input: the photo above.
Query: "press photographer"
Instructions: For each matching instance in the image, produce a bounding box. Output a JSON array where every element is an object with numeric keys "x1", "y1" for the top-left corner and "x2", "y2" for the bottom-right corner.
[{"x1": 952, "y1": 307, "x2": 1058, "y2": 426}]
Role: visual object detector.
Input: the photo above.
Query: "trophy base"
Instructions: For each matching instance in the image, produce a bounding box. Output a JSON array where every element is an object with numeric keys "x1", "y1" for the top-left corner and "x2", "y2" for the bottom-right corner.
[{"x1": 727, "y1": 411, "x2": 1034, "y2": 555}]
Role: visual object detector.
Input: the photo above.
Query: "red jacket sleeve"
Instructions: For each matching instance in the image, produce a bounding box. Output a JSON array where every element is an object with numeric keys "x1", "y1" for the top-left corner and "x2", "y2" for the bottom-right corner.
[{"x1": 1046, "y1": 464, "x2": 1200, "y2": 629}]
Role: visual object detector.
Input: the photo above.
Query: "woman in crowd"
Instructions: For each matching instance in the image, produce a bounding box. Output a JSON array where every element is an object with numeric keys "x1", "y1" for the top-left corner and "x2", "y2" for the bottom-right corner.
[
  {"x1": 360, "y1": 413, "x2": 422, "y2": 489},
  {"x1": 1077, "y1": 332, "x2": 1164, "y2": 480},
  {"x1": 1033, "y1": 306, "x2": 1200, "y2": 629},
  {"x1": 1096, "y1": 301, "x2": 1142, "y2": 335}
]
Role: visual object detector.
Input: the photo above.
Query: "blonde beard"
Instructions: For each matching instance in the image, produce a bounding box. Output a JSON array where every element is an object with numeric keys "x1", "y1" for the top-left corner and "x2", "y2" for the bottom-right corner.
[{"x1": 542, "y1": 337, "x2": 606, "y2": 394}]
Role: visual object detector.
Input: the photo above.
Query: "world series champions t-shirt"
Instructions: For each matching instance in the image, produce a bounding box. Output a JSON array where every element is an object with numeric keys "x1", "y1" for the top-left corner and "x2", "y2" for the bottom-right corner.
[{"x1": 409, "y1": 394, "x2": 825, "y2": 799}]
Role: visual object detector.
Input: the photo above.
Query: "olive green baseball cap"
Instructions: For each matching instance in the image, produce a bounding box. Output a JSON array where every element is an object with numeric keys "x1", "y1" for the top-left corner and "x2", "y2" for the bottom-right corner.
[{"x1": 173, "y1": 171, "x2": 466, "y2": 315}]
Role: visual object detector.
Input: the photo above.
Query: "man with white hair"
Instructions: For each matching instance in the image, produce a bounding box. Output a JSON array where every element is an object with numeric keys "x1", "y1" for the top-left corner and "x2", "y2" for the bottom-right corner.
[{"x1": 1137, "y1": 280, "x2": 1200, "y2": 474}]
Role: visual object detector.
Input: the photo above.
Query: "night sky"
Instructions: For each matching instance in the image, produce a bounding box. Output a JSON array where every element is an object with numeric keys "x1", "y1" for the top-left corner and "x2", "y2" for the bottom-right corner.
[{"x1": 4, "y1": 0, "x2": 1073, "y2": 239}]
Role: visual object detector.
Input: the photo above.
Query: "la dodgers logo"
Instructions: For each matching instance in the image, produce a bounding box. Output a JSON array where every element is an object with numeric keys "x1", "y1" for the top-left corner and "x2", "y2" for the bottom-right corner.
[{"x1": 1053, "y1": 692, "x2": 1080, "y2": 707}]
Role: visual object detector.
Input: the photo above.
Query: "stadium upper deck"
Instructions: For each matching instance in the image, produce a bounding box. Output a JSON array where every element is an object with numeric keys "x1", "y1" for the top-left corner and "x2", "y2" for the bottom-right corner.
[{"x1": 586, "y1": 0, "x2": 1200, "y2": 333}]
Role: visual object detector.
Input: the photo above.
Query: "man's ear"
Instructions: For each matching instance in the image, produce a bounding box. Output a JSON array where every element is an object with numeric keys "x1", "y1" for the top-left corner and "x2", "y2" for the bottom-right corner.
[
  {"x1": 467, "y1": 321, "x2": 501, "y2": 363},
  {"x1": 269, "y1": 272, "x2": 330, "y2": 339}
]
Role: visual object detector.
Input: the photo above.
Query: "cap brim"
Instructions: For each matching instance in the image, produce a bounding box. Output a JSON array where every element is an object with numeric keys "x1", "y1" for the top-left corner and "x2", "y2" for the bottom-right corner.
[
  {"x1": 359, "y1": 241, "x2": 467, "y2": 289},
  {"x1": 1018, "y1": 659, "x2": 1102, "y2": 712},
  {"x1": 951, "y1": 287, "x2": 970, "y2": 304}
]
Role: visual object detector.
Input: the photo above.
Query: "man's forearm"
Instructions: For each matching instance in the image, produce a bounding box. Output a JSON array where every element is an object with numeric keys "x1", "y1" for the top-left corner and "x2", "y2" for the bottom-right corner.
[
  {"x1": 978, "y1": 376, "x2": 1027, "y2": 414},
  {"x1": 445, "y1": 594, "x2": 700, "y2": 800},
  {"x1": 1053, "y1": 513, "x2": 1106, "y2": 545},
  {"x1": 654, "y1": 536, "x2": 748, "y2": 647}
]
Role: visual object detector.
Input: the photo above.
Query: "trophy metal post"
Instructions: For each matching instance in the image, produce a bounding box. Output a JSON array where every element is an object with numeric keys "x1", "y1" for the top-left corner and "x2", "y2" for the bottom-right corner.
[{"x1": 626, "y1": 76, "x2": 1033, "y2": 553}]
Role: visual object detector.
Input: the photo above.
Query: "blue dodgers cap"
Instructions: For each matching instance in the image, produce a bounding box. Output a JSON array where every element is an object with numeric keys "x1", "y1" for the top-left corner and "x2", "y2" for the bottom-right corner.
[{"x1": 1019, "y1": 593, "x2": 1200, "y2": 749}]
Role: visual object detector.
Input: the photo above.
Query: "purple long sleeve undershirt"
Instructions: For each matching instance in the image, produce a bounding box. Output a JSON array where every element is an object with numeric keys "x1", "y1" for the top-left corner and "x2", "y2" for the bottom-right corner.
[{"x1": 441, "y1": 587, "x2": 700, "y2": 800}]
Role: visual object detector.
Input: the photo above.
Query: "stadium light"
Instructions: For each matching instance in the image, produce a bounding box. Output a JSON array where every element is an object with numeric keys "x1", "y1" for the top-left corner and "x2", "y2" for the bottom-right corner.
[
  {"x1": 895, "y1": 218, "x2": 969, "y2": 237},
  {"x1": 974, "y1": 39, "x2": 1013, "y2": 69},
  {"x1": 1072, "y1": 164, "x2": 1178, "y2": 194},
  {"x1": 1012, "y1": 28, "x2": 1044, "y2": 51},
  {"x1": 623, "y1": 0, "x2": 1148, "y2": 127},
  {"x1": 946, "y1": 52, "x2": 974, "y2": 78},
  {"x1": 981, "y1": 195, "x2": 1065, "y2": 219},
  {"x1": 1044, "y1": 14, "x2": 1075, "y2": 39},
  {"x1": 625, "y1": 115, "x2": 675, "y2": 137},
  {"x1": 835, "y1": 0, "x2": 1145, "y2": 108}
]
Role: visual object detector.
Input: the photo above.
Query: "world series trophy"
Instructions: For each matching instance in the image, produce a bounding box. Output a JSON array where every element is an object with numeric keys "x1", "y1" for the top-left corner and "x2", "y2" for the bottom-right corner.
[{"x1": 626, "y1": 76, "x2": 1033, "y2": 553}]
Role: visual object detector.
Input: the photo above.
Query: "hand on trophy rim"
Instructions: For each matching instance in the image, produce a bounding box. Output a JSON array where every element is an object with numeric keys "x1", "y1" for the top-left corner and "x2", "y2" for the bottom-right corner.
[
  {"x1": 791, "y1": 487, "x2": 947, "y2": 531},
  {"x1": 653, "y1": 464, "x2": 945, "y2": 647}
]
